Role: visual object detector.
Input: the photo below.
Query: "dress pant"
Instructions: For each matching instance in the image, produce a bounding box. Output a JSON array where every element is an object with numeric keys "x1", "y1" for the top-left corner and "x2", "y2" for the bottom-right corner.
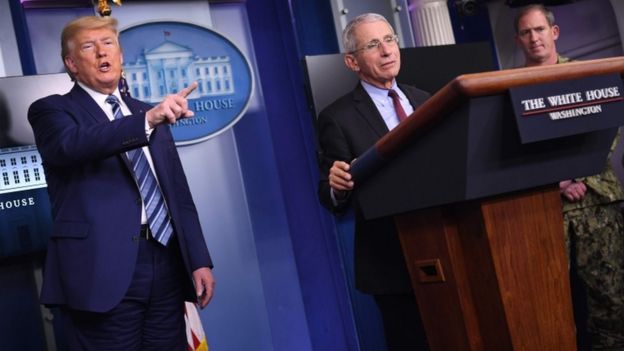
[
  {"x1": 374, "y1": 293, "x2": 429, "y2": 351},
  {"x1": 61, "y1": 233, "x2": 187, "y2": 351}
]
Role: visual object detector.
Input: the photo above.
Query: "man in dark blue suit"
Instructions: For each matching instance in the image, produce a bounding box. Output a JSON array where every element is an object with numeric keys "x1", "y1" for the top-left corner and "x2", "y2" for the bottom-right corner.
[{"x1": 28, "y1": 16, "x2": 214, "y2": 350}]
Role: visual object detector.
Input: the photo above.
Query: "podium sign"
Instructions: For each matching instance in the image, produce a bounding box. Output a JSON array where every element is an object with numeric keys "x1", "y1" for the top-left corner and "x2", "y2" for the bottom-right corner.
[{"x1": 510, "y1": 74, "x2": 624, "y2": 143}]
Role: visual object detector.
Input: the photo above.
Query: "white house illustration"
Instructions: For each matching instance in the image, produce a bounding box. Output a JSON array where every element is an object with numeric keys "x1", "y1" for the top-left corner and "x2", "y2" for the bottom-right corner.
[
  {"x1": 123, "y1": 40, "x2": 235, "y2": 103},
  {"x1": 0, "y1": 145, "x2": 47, "y2": 194}
]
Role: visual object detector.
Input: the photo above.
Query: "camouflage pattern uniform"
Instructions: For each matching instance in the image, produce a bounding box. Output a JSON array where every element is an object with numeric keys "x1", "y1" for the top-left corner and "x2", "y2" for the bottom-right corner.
[{"x1": 563, "y1": 131, "x2": 624, "y2": 350}]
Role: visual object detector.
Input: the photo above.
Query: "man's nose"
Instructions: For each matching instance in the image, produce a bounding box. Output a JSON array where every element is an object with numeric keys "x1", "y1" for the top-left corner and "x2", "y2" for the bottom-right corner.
[
  {"x1": 529, "y1": 30, "x2": 538, "y2": 41},
  {"x1": 379, "y1": 41, "x2": 393, "y2": 55},
  {"x1": 95, "y1": 44, "x2": 107, "y2": 57}
]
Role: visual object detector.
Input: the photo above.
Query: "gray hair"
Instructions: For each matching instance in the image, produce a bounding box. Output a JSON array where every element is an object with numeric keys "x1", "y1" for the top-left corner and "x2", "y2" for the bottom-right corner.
[
  {"x1": 514, "y1": 4, "x2": 555, "y2": 34},
  {"x1": 342, "y1": 13, "x2": 393, "y2": 53}
]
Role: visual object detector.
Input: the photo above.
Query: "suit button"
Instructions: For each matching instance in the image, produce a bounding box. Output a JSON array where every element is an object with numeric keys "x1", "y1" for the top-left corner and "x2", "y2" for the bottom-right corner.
[{"x1": 132, "y1": 235, "x2": 139, "y2": 242}]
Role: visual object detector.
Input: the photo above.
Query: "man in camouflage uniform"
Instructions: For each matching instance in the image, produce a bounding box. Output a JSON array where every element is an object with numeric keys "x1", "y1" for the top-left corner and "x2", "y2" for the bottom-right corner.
[{"x1": 515, "y1": 5, "x2": 624, "y2": 350}]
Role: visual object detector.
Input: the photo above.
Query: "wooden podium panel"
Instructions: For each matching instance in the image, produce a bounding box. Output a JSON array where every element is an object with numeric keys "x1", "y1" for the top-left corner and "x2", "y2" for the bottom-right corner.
[{"x1": 395, "y1": 186, "x2": 576, "y2": 350}]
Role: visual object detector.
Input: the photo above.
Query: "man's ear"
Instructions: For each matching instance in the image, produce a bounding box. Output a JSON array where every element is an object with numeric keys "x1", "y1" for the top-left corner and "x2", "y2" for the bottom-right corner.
[
  {"x1": 344, "y1": 53, "x2": 359, "y2": 72},
  {"x1": 552, "y1": 25, "x2": 560, "y2": 40},
  {"x1": 64, "y1": 56, "x2": 78, "y2": 75}
]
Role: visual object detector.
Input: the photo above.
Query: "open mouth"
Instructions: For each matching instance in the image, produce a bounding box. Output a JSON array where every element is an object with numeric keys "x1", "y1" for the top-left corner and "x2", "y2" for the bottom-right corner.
[{"x1": 99, "y1": 62, "x2": 111, "y2": 72}]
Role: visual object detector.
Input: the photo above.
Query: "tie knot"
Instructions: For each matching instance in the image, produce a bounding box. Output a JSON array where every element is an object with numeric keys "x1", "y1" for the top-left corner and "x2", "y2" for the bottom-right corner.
[
  {"x1": 388, "y1": 89, "x2": 399, "y2": 100},
  {"x1": 106, "y1": 95, "x2": 124, "y2": 120},
  {"x1": 105, "y1": 95, "x2": 120, "y2": 106},
  {"x1": 388, "y1": 89, "x2": 408, "y2": 122}
]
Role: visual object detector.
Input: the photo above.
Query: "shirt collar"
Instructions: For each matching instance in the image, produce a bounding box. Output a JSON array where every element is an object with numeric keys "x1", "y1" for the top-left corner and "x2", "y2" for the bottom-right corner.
[
  {"x1": 77, "y1": 81, "x2": 122, "y2": 107},
  {"x1": 556, "y1": 55, "x2": 571, "y2": 64},
  {"x1": 361, "y1": 80, "x2": 399, "y2": 100}
]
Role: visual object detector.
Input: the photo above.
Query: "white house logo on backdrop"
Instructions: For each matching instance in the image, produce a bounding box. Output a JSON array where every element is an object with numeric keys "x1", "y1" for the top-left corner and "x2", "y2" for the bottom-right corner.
[
  {"x1": 0, "y1": 145, "x2": 47, "y2": 195},
  {"x1": 120, "y1": 22, "x2": 253, "y2": 145}
]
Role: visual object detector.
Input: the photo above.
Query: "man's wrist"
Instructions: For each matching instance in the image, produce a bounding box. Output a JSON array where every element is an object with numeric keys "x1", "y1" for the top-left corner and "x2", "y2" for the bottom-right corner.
[
  {"x1": 333, "y1": 188, "x2": 347, "y2": 200},
  {"x1": 330, "y1": 188, "x2": 350, "y2": 207}
]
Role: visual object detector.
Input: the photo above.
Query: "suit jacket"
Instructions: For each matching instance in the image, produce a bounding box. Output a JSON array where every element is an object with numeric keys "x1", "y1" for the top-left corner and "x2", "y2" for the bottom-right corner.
[
  {"x1": 317, "y1": 82, "x2": 430, "y2": 294},
  {"x1": 28, "y1": 84, "x2": 212, "y2": 313}
]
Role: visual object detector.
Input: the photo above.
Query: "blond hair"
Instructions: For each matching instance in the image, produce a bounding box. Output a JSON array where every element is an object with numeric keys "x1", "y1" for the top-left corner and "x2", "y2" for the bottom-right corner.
[{"x1": 61, "y1": 16, "x2": 119, "y2": 78}]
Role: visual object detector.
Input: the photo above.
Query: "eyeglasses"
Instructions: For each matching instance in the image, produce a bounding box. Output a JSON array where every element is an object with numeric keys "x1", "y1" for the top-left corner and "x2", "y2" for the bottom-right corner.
[{"x1": 351, "y1": 34, "x2": 399, "y2": 54}]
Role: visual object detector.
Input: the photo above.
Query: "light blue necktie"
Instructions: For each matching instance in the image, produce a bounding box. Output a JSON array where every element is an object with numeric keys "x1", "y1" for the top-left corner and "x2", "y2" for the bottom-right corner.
[{"x1": 106, "y1": 95, "x2": 173, "y2": 245}]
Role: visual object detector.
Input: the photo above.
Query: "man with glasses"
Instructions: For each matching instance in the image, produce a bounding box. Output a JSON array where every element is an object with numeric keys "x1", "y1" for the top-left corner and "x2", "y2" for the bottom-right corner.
[{"x1": 316, "y1": 13, "x2": 430, "y2": 351}]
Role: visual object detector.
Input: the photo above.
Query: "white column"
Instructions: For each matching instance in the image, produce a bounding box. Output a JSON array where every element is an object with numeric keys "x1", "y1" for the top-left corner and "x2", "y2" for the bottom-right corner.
[
  {"x1": 0, "y1": 46, "x2": 6, "y2": 78},
  {"x1": 408, "y1": 0, "x2": 455, "y2": 46},
  {"x1": 0, "y1": 0, "x2": 22, "y2": 76}
]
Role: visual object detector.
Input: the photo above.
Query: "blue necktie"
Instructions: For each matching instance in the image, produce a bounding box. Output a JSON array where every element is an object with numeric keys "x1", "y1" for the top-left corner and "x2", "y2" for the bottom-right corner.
[{"x1": 106, "y1": 95, "x2": 173, "y2": 245}]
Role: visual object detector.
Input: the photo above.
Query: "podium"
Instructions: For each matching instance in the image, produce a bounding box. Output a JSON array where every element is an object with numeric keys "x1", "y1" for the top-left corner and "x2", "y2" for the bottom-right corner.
[{"x1": 351, "y1": 57, "x2": 624, "y2": 350}]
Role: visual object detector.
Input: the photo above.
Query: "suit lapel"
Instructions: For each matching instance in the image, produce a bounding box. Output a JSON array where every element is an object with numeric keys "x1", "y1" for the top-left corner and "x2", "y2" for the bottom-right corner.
[
  {"x1": 122, "y1": 95, "x2": 149, "y2": 117},
  {"x1": 398, "y1": 83, "x2": 419, "y2": 110},
  {"x1": 122, "y1": 95, "x2": 161, "y2": 153},
  {"x1": 352, "y1": 83, "x2": 389, "y2": 138},
  {"x1": 67, "y1": 84, "x2": 110, "y2": 124}
]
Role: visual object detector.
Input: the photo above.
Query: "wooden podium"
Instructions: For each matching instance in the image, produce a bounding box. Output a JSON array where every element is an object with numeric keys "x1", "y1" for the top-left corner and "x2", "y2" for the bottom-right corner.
[
  {"x1": 351, "y1": 57, "x2": 624, "y2": 350},
  {"x1": 394, "y1": 187, "x2": 572, "y2": 350}
]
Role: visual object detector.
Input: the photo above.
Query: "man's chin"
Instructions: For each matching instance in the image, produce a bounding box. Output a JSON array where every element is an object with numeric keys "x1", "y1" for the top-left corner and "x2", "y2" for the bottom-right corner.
[
  {"x1": 528, "y1": 53, "x2": 547, "y2": 62},
  {"x1": 380, "y1": 70, "x2": 399, "y2": 81}
]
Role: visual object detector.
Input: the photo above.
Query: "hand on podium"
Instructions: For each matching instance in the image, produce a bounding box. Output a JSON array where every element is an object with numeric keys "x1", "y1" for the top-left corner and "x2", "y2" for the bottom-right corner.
[{"x1": 329, "y1": 160, "x2": 354, "y2": 200}]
